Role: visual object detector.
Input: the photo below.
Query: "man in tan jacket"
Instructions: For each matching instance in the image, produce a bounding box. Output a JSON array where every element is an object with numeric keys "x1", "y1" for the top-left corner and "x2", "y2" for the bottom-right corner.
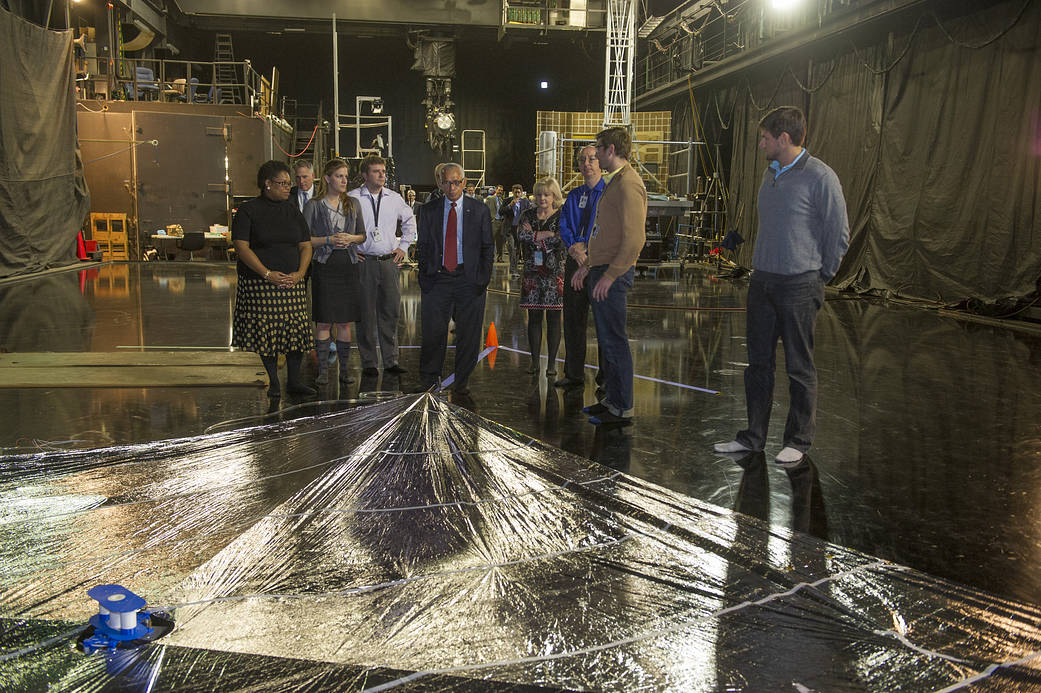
[{"x1": 571, "y1": 126, "x2": 647, "y2": 425}]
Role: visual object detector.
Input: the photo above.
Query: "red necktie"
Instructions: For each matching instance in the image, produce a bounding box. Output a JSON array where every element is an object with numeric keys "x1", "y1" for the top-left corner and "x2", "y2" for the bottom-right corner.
[{"x1": 444, "y1": 202, "x2": 458, "y2": 271}]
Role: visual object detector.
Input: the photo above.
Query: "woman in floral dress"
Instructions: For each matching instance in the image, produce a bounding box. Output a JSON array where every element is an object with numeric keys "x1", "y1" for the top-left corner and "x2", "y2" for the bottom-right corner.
[{"x1": 517, "y1": 177, "x2": 565, "y2": 377}]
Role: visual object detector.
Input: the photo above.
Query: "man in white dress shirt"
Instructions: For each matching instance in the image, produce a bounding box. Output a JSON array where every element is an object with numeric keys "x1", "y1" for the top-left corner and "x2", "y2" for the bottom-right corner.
[
  {"x1": 290, "y1": 160, "x2": 316, "y2": 212},
  {"x1": 349, "y1": 155, "x2": 417, "y2": 376}
]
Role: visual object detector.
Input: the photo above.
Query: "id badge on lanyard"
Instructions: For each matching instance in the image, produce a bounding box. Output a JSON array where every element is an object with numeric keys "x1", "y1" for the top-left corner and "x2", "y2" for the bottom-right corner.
[{"x1": 370, "y1": 193, "x2": 383, "y2": 242}]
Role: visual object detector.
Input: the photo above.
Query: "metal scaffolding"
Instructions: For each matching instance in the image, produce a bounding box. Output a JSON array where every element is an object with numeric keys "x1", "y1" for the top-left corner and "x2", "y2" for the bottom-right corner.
[{"x1": 603, "y1": 0, "x2": 635, "y2": 128}]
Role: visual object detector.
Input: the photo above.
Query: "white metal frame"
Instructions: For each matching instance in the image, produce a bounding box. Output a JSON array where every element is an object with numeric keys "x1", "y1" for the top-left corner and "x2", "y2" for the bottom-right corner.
[
  {"x1": 461, "y1": 129, "x2": 486, "y2": 187},
  {"x1": 603, "y1": 0, "x2": 635, "y2": 128}
]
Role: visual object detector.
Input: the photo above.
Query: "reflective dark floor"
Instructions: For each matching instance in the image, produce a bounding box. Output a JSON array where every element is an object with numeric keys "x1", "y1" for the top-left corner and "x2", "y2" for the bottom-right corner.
[{"x1": 3, "y1": 261, "x2": 1041, "y2": 606}]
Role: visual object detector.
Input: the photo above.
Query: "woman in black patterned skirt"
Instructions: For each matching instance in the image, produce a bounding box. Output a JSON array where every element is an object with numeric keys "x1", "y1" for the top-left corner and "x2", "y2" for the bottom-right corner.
[
  {"x1": 231, "y1": 160, "x2": 315, "y2": 399},
  {"x1": 303, "y1": 159, "x2": 366, "y2": 386},
  {"x1": 517, "y1": 177, "x2": 565, "y2": 377}
]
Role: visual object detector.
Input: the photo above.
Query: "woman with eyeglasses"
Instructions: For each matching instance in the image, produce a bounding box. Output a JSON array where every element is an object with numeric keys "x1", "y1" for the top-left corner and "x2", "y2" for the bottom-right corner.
[
  {"x1": 302, "y1": 159, "x2": 366, "y2": 387},
  {"x1": 517, "y1": 177, "x2": 565, "y2": 377},
  {"x1": 231, "y1": 160, "x2": 315, "y2": 400}
]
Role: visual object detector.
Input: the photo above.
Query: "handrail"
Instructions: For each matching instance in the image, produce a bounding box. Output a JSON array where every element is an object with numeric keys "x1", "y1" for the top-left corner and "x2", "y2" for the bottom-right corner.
[{"x1": 76, "y1": 55, "x2": 275, "y2": 113}]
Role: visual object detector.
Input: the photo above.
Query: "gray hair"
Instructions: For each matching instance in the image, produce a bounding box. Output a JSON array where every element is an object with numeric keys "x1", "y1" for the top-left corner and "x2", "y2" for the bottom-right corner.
[{"x1": 435, "y1": 162, "x2": 464, "y2": 183}]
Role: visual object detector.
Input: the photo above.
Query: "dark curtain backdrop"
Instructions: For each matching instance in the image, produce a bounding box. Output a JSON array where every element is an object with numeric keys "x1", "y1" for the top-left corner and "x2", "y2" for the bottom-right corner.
[
  {"x1": 0, "y1": 7, "x2": 90, "y2": 278},
  {"x1": 702, "y1": 0, "x2": 1040, "y2": 303},
  {"x1": 232, "y1": 32, "x2": 604, "y2": 191}
]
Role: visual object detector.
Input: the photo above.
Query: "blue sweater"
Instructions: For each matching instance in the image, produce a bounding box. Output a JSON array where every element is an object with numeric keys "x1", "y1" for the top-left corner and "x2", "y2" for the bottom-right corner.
[
  {"x1": 753, "y1": 152, "x2": 850, "y2": 281},
  {"x1": 559, "y1": 178, "x2": 605, "y2": 249}
]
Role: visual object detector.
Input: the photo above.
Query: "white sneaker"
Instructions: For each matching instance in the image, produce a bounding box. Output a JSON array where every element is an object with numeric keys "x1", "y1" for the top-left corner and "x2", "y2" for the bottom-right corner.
[
  {"x1": 714, "y1": 440, "x2": 753, "y2": 454},
  {"x1": 775, "y1": 446, "x2": 805, "y2": 466}
]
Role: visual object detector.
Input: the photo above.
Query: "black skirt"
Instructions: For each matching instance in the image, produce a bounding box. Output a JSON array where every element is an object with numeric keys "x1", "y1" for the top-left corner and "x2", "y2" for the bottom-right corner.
[{"x1": 312, "y1": 250, "x2": 363, "y2": 323}]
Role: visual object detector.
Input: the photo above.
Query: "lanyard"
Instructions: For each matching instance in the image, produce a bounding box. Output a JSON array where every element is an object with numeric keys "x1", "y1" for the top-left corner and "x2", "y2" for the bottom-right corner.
[{"x1": 368, "y1": 191, "x2": 382, "y2": 228}]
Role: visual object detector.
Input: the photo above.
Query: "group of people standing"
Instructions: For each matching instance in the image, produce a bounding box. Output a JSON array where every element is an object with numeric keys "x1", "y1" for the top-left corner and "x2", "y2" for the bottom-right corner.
[
  {"x1": 226, "y1": 126, "x2": 648, "y2": 430},
  {"x1": 230, "y1": 155, "x2": 413, "y2": 398},
  {"x1": 227, "y1": 106, "x2": 848, "y2": 460}
]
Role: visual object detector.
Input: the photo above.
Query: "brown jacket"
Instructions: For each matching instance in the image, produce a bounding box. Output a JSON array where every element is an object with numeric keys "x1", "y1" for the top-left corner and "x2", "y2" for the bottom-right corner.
[{"x1": 585, "y1": 162, "x2": 647, "y2": 280}]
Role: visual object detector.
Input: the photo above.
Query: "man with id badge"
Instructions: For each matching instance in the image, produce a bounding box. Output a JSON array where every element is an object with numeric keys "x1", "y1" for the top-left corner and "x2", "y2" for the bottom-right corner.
[
  {"x1": 556, "y1": 145, "x2": 606, "y2": 390},
  {"x1": 349, "y1": 155, "x2": 417, "y2": 377},
  {"x1": 571, "y1": 127, "x2": 646, "y2": 426}
]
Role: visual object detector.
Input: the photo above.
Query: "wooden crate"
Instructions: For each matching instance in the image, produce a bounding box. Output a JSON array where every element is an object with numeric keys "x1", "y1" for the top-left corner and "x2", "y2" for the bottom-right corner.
[{"x1": 90, "y1": 213, "x2": 129, "y2": 260}]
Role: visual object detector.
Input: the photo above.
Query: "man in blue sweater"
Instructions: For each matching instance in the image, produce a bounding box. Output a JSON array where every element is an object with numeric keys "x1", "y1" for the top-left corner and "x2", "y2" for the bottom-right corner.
[
  {"x1": 714, "y1": 106, "x2": 850, "y2": 466},
  {"x1": 555, "y1": 145, "x2": 606, "y2": 389}
]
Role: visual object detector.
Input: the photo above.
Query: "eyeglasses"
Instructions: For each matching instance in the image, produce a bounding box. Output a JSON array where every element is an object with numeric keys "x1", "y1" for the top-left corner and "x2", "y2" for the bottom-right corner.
[
  {"x1": 269, "y1": 180, "x2": 291, "y2": 188},
  {"x1": 441, "y1": 179, "x2": 464, "y2": 187}
]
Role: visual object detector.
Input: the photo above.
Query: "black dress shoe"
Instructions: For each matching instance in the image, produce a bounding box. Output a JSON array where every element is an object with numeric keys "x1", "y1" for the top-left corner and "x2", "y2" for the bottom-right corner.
[
  {"x1": 554, "y1": 376, "x2": 584, "y2": 388},
  {"x1": 286, "y1": 382, "x2": 317, "y2": 396},
  {"x1": 384, "y1": 364, "x2": 407, "y2": 374},
  {"x1": 452, "y1": 385, "x2": 471, "y2": 396},
  {"x1": 361, "y1": 366, "x2": 379, "y2": 376},
  {"x1": 581, "y1": 402, "x2": 608, "y2": 416},
  {"x1": 590, "y1": 411, "x2": 633, "y2": 426}
]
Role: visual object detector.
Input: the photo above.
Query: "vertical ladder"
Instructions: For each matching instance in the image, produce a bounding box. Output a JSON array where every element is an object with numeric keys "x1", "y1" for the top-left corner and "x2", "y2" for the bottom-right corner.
[
  {"x1": 461, "y1": 130, "x2": 486, "y2": 188},
  {"x1": 213, "y1": 33, "x2": 242, "y2": 104},
  {"x1": 603, "y1": 0, "x2": 635, "y2": 129}
]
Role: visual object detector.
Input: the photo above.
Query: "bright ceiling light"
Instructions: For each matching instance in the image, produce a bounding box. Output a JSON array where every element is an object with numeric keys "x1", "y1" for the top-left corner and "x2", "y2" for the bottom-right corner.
[
  {"x1": 540, "y1": 81, "x2": 549, "y2": 89},
  {"x1": 771, "y1": 0, "x2": 800, "y2": 8}
]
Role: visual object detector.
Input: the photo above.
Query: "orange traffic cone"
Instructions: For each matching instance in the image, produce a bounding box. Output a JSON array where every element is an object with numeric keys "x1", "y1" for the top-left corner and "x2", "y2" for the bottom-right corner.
[{"x1": 485, "y1": 322, "x2": 498, "y2": 369}]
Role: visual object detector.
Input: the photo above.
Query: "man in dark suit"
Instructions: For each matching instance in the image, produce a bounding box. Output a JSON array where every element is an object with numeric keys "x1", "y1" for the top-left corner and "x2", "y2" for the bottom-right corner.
[
  {"x1": 415, "y1": 163, "x2": 494, "y2": 394},
  {"x1": 289, "y1": 160, "x2": 316, "y2": 212}
]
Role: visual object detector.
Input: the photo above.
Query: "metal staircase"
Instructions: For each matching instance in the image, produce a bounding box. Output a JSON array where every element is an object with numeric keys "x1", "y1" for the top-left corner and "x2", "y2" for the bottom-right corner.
[{"x1": 213, "y1": 33, "x2": 242, "y2": 104}]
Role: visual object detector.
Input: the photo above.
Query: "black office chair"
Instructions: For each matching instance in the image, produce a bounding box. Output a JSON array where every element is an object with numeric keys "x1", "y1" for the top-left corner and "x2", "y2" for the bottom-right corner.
[{"x1": 177, "y1": 231, "x2": 206, "y2": 261}]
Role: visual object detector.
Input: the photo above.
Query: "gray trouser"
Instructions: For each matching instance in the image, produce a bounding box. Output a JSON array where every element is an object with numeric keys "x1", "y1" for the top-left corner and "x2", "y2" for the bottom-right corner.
[
  {"x1": 738, "y1": 270, "x2": 824, "y2": 452},
  {"x1": 356, "y1": 257, "x2": 401, "y2": 369}
]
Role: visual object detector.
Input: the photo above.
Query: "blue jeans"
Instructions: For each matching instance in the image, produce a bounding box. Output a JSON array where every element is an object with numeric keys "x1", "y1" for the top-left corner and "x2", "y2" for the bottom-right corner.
[
  {"x1": 738, "y1": 270, "x2": 824, "y2": 452},
  {"x1": 589, "y1": 265, "x2": 635, "y2": 417}
]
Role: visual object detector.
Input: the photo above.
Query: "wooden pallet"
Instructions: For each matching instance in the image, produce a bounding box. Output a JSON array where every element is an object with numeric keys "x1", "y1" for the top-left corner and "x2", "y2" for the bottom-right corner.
[{"x1": 0, "y1": 352, "x2": 267, "y2": 388}]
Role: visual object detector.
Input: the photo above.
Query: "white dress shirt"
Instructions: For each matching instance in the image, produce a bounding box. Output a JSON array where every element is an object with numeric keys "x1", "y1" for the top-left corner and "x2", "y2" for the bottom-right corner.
[
  {"x1": 296, "y1": 187, "x2": 313, "y2": 212},
  {"x1": 348, "y1": 186, "x2": 417, "y2": 256}
]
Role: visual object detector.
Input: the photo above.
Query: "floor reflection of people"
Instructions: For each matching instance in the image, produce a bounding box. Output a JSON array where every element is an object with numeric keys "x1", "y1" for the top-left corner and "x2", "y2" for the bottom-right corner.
[
  {"x1": 731, "y1": 452, "x2": 769, "y2": 523},
  {"x1": 357, "y1": 369, "x2": 380, "y2": 397},
  {"x1": 556, "y1": 387, "x2": 590, "y2": 457},
  {"x1": 449, "y1": 389, "x2": 477, "y2": 413},
  {"x1": 714, "y1": 452, "x2": 845, "y2": 688},
  {"x1": 588, "y1": 425, "x2": 632, "y2": 473},
  {"x1": 785, "y1": 456, "x2": 828, "y2": 540}
]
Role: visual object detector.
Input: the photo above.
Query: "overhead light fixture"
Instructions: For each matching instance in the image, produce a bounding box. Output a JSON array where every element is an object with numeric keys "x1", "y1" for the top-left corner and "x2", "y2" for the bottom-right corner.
[
  {"x1": 540, "y1": 81, "x2": 549, "y2": 89},
  {"x1": 371, "y1": 98, "x2": 384, "y2": 114},
  {"x1": 770, "y1": 0, "x2": 801, "y2": 8},
  {"x1": 284, "y1": 28, "x2": 306, "y2": 33},
  {"x1": 433, "y1": 110, "x2": 455, "y2": 133},
  {"x1": 637, "y1": 15, "x2": 664, "y2": 38}
]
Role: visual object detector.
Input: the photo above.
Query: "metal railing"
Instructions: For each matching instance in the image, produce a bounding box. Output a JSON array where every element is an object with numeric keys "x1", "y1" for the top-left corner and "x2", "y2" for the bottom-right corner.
[
  {"x1": 76, "y1": 56, "x2": 273, "y2": 112},
  {"x1": 636, "y1": 0, "x2": 860, "y2": 95}
]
